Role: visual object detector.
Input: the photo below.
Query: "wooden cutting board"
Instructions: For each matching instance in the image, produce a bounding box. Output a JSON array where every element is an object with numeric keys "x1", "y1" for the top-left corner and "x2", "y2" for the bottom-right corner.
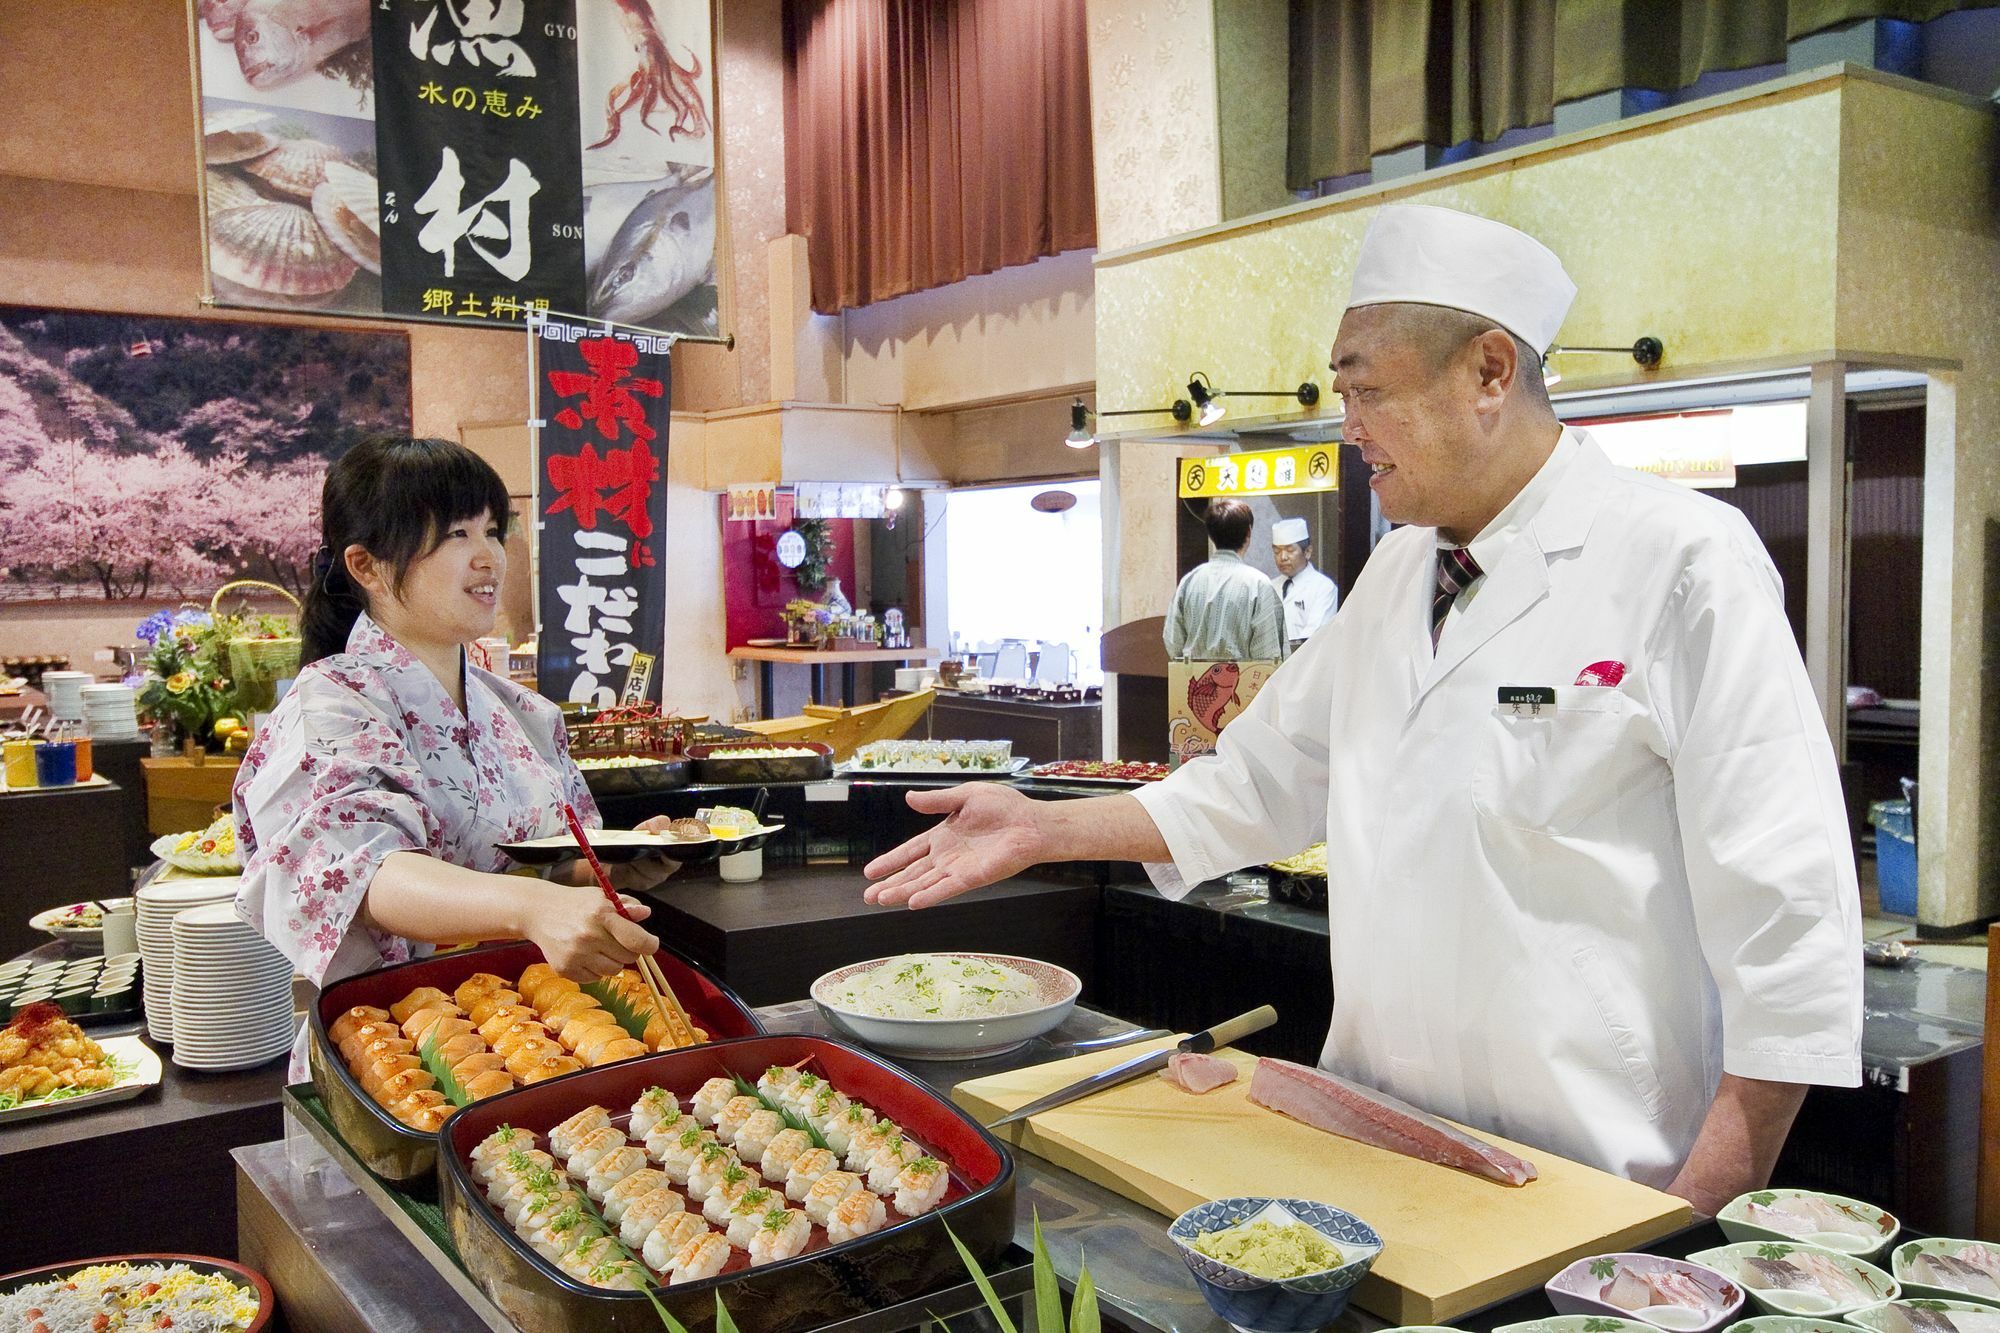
[{"x1": 952, "y1": 1039, "x2": 1691, "y2": 1325}]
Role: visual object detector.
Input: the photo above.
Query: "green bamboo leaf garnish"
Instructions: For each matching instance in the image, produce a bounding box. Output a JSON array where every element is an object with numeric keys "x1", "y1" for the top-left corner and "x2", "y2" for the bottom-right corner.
[
  {"x1": 1070, "y1": 1253, "x2": 1101, "y2": 1333},
  {"x1": 582, "y1": 979, "x2": 653, "y2": 1042},
  {"x1": 731, "y1": 1069, "x2": 830, "y2": 1152},
  {"x1": 417, "y1": 1030, "x2": 471, "y2": 1107},
  {"x1": 940, "y1": 1220, "x2": 1020, "y2": 1333},
  {"x1": 1032, "y1": 1211, "x2": 1063, "y2": 1333}
]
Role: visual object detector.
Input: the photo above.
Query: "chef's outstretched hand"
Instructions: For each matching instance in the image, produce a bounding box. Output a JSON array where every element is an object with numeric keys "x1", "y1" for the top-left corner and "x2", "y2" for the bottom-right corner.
[{"x1": 863, "y1": 784, "x2": 1047, "y2": 910}]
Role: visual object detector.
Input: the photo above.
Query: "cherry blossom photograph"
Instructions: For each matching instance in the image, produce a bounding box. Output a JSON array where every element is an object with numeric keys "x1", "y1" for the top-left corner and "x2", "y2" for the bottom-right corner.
[{"x1": 0, "y1": 304, "x2": 410, "y2": 603}]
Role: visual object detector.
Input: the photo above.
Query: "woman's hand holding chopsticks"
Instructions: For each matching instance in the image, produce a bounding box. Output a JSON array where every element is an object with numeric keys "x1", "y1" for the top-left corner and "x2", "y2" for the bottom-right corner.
[{"x1": 516, "y1": 879, "x2": 660, "y2": 982}]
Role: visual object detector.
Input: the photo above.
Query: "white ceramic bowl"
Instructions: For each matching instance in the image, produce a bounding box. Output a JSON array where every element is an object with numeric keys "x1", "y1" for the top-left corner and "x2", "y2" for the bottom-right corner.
[{"x1": 810, "y1": 952, "x2": 1080, "y2": 1060}]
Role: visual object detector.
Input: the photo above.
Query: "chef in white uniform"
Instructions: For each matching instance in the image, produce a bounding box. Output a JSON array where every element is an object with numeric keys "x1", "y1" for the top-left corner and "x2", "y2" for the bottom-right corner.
[
  {"x1": 1270, "y1": 517, "x2": 1339, "y2": 652},
  {"x1": 859, "y1": 204, "x2": 1863, "y2": 1212}
]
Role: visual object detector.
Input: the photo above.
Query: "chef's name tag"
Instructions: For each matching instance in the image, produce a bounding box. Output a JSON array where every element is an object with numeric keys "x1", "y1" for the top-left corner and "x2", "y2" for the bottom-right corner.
[{"x1": 1498, "y1": 686, "x2": 1557, "y2": 718}]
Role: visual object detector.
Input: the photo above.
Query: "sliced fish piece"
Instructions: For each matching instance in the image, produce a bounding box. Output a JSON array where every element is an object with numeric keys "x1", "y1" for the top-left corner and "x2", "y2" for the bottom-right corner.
[
  {"x1": 1643, "y1": 1270, "x2": 1716, "y2": 1310},
  {"x1": 1794, "y1": 1250, "x2": 1882, "y2": 1305},
  {"x1": 1911, "y1": 1254, "x2": 2000, "y2": 1300},
  {"x1": 1603, "y1": 1267, "x2": 1657, "y2": 1311},
  {"x1": 1160, "y1": 1051, "x2": 1237, "y2": 1094},
  {"x1": 1874, "y1": 1305, "x2": 1963, "y2": 1333},
  {"x1": 1746, "y1": 1195, "x2": 1884, "y2": 1241},
  {"x1": 1738, "y1": 1257, "x2": 1815, "y2": 1292},
  {"x1": 1954, "y1": 1246, "x2": 2000, "y2": 1283},
  {"x1": 1246, "y1": 1058, "x2": 1537, "y2": 1187}
]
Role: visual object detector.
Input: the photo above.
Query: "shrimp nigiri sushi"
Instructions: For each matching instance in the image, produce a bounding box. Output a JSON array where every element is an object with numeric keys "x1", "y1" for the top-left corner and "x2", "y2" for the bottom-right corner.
[
  {"x1": 748, "y1": 1207, "x2": 812, "y2": 1266},
  {"x1": 618, "y1": 1185, "x2": 686, "y2": 1249},
  {"x1": 821, "y1": 1103, "x2": 877, "y2": 1159},
  {"x1": 724, "y1": 1187, "x2": 781, "y2": 1247},
  {"x1": 643, "y1": 1114, "x2": 702, "y2": 1162},
  {"x1": 714, "y1": 1096, "x2": 764, "y2": 1145},
  {"x1": 756, "y1": 1064, "x2": 802, "y2": 1100},
  {"x1": 565, "y1": 1125, "x2": 628, "y2": 1177},
  {"x1": 489, "y1": 1150, "x2": 558, "y2": 1204},
  {"x1": 668, "y1": 1231, "x2": 731, "y2": 1285},
  {"x1": 826, "y1": 1190, "x2": 887, "y2": 1243},
  {"x1": 630, "y1": 1087, "x2": 680, "y2": 1139},
  {"x1": 531, "y1": 1203, "x2": 606, "y2": 1260},
  {"x1": 691, "y1": 1077, "x2": 738, "y2": 1126},
  {"x1": 701, "y1": 1165, "x2": 758, "y2": 1225},
  {"x1": 556, "y1": 1233, "x2": 623, "y2": 1283},
  {"x1": 685, "y1": 1142, "x2": 741, "y2": 1201},
  {"x1": 602, "y1": 1167, "x2": 669, "y2": 1224},
  {"x1": 654, "y1": 1125, "x2": 715, "y2": 1183},
  {"x1": 867, "y1": 1136, "x2": 923, "y2": 1193},
  {"x1": 643, "y1": 1212, "x2": 709, "y2": 1273},
  {"x1": 471, "y1": 1125, "x2": 534, "y2": 1183},
  {"x1": 844, "y1": 1119, "x2": 903, "y2": 1174},
  {"x1": 545, "y1": 1104, "x2": 612, "y2": 1159},
  {"x1": 759, "y1": 1129, "x2": 811, "y2": 1184},
  {"x1": 777, "y1": 1071, "x2": 826, "y2": 1119},
  {"x1": 802, "y1": 1085, "x2": 852, "y2": 1134},
  {"x1": 804, "y1": 1170, "x2": 864, "y2": 1227},
  {"x1": 512, "y1": 1186, "x2": 581, "y2": 1232},
  {"x1": 785, "y1": 1148, "x2": 839, "y2": 1202},
  {"x1": 733, "y1": 1110, "x2": 785, "y2": 1164},
  {"x1": 892, "y1": 1156, "x2": 949, "y2": 1216},
  {"x1": 585, "y1": 1145, "x2": 650, "y2": 1201}
]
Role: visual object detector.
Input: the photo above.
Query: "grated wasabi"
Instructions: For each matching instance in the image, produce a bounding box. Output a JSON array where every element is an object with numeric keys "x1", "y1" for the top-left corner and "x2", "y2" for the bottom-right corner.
[{"x1": 1193, "y1": 1219, "x2": 1342, "y2": 1278}]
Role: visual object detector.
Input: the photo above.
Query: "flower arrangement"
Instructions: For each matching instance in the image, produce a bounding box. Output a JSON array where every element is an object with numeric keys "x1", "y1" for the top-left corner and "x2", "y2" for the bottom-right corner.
[
  {"x1": 133, "y1": 605, "x2": 295, "y2": 749},
  {"x1": 781, "y1": 598, "x2": 835, "y2": 646}
]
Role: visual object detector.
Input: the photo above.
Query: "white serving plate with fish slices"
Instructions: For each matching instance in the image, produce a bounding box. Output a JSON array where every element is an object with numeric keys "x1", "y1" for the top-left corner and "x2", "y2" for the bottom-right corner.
[
  {"x1": 1686, "y1": 1242, "x2": 1899, "y2": 1318},
  {"x1": 1719, "y1": 1188, "x2": 1901, "y2": 1257},
  {"x1": 1891, "y1": 1241, "x2": 2000, "y2": 1308},
  {"x1": 1545, "y1": 1252, "x2": 1744, "y2": 1332},
  {"x1": 1845, "y1": 1297, "x2": 2000, "y2": 1333},
  {"x1": 1496, "y1": 1316, "x2": 1656, "y2": 1333}
]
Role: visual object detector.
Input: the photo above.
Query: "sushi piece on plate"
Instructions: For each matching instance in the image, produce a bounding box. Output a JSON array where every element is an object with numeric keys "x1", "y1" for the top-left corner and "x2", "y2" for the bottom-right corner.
[
  {"x1": 827, "y1": 1190, "x2": 887, "y2": 1243},
  {"x1": 463, "y1": 1069, "x2": 516, "y2": 1101},
  {"x1": 734, "y1": 1110, "x2": 785, "y2": 1163},
  {"x1": 777, "y1": 1071, "x2": 827, "y2": 1119},
  {"x1": 701, "y1": 1165, "x2": 758, "y2": 1225},
  {"x1": 725, "y1": 1187, "x2": 782, "y2": 1247},
  {"x1": 331, "y1": 1004, "x2": 391, "y2": 1045},
  {"x1": 786, "y1": 1148, "x2": 839, "y2": 1202},
  {"x1": 757, "y1": 1064, "x2": 803, "y2": 1102},
  {"x1": 653, "y1": 1125, "x2": 714, "y2": 1182},
  {"x1": 692, "y1": 1076, "x2": 738, "y2": 1125},
  {"x1": 715, "y1": 1095, "x2": 764, "y2": 1145},
  {"x1": 513, "y1": 1187, "x2": 581, "y2": 1232},
  {"x1": 585, "y1": 1146, "x2": 650, "y2": 1201},
  {"x1": 566, "y1": 1125, "x2": 629, "y2": 1176},
  {"x1": 631, "y1": 1087, "x2": 679, "y2": 1139},
  {"x1": 867, "y1": 1136, "x2": 923, "y2": 1193},
  {"x1": 669, "y1": 1232, "x2": 732, "y2": 1285},
  {"x1": 644, "y1": 1114, "x2": 702, "y2": 1160},
  {"x1": 804, "y1": 1170, "x2": 864, "y2": 1227},
  {"x1": 844, "y1": 1119, "x2": 903, "y2": 1174},
  {"x1": 748, "y1": 1207, "x2": 812, "y2": 1266},
  {"x1": 602, "y1": 1168, "x2": 669, "y2": 1224},
  {"x1": 620, "y1": 1186, "x2": 687, "y2": 1249},
  {"x1": 821, "y1": 1102, "x2": 876, "y2": 1158},
  {"x1": 802, "y1": 1085, "x2": 852, "y2": 1134},
  {"x1": 472, "y1": 1125, "x2": 534, "y2": 1182},
  {"x1": 891, "y1": 1156, "x2": 949, "y2": 1217},
  {"x1": 644, "y1": 1212, "x2": 710, "y2": 1273},
  {"x1": 521, "y1": 1054, "x2": 584, "y2": 1084},
  {"x1": 390, "y1": 987, "x2": 455, "y2": 1024},
  {"x1": 685, "y1": 1142, "x2": 742, "y2": 1201},
  {"x1": 759, "y1": 1129, "x2": 811, "y2": 1184}
]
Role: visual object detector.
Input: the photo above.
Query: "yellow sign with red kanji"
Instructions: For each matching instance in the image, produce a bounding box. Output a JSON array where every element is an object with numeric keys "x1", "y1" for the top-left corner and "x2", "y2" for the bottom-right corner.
[{"x1": 1178, "y1": 445, "x2": 1339, "y2": 499}]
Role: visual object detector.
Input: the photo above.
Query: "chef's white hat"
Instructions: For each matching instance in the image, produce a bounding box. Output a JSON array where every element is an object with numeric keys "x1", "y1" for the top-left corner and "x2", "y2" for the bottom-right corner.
[
  {"x1": 1345, "y1": 204, "x2": 1576, "y2": 354},
  {"x1": 1271, "y1": 517, "x2": 1309, "y2": 546}
]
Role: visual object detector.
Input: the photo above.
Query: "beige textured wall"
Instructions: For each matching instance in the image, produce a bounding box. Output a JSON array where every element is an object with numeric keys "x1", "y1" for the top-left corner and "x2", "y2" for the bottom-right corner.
[
  {"x1": 1832, "y1": 77, "x2": 2000, "y2": 927},
  {"x1": 1086, "y1": 0, "x2": 1224, "y2": 252},
  {"x1": 842, "y1": 251, "x2": 1096, "y2": 412},
  {"x1": 1214, "y1": 0, "x2": 1294, "y2": 221},
  {"x1": 900, "y1": 395, "x2": 1102, "y2": 486}
]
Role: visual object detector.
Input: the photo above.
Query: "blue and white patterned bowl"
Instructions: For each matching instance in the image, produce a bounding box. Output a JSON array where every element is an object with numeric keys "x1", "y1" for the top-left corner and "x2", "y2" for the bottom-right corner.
[{"x1": 1168, "y1": 1196, "x2": 1384, "y2": 1332}]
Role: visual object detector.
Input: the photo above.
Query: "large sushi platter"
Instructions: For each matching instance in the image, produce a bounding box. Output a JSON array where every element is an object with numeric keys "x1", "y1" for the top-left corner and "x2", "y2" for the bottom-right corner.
[
  {"x1": 953, "y1": 1036, "x2": 1691, "y2": 1325},
  {"x1": 437, "y1": 1035, "x2": 1015, "y2": 1332}
]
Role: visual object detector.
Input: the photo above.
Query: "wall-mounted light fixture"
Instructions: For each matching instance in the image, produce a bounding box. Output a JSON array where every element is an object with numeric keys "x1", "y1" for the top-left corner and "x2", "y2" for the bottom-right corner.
[
  {"x1": 1545, "y1": 337, "x2": 1665, "y2": 387},
  {"x1": 1171, "y1": 372, "x2": 1322, "y2": 426},
  {"x1": 1065, "y1": 398, "x2": 1188, "y2": 448}
]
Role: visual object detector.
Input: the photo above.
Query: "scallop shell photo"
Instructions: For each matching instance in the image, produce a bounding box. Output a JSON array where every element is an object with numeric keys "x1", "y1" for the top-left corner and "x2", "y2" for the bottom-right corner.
[
  {"x1": 203, "y1": 106, "x2": 276, "y2": 165},
  {"x1": 245, "y1": 139, "x2": 347, "y2": 200},
  {"x1": 208, "y1": 202, "x2": 357, "y2": 297},
  {"x1": 204, "y1": 168, "x2": 267, "y2": 216},
  {"x1": 311, "y1": 160, "x2": 380, "y2": 275}
]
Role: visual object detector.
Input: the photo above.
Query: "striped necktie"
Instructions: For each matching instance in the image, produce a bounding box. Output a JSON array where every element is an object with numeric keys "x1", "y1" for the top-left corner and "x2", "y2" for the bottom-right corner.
[{"x1": 1432, "y1": 546, "x2": 1483, "y2": 646}]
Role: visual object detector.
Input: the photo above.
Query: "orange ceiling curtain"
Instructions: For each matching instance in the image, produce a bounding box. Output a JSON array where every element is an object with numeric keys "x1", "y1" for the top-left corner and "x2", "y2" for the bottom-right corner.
[{"x1": 783, "y1": 0, "x2": 1097, "y2": 315}]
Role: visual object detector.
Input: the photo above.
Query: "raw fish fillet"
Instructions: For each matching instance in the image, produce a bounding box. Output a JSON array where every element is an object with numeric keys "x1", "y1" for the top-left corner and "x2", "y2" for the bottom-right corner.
[
  {"x1": 1739, "y1": 1252, "x2": 1880, "y2": 1305},
  {"x1": 1602, "y1": 1268, "x2": 1657, "y2": 1311},
  {"x1": 1957, "y1": 1246, "x2": 2000, "y2": 1283},
  {"x1": 1911, "y1": 1254, "x2": 2000, "y2": 1300},
  {"x1": 1602, "y1": 1266, "x2": 1713, "y2": 1312},
  {"x1": 1246, "y1": 1058, "x2": 1537, "y2": 1186},
  {"x1": 1869, "y1": 1306, "x2": 2000, "y2": 1333},
  {"x1": 1795, "y1": 1250, "x2": 1882, "y2": 1304},
  {"x1": 1746, "y1": 1195, "x2": 1883, "y2": 1241},
  {"x1": 1738, "y1": 1257, "x2": 1817, "y2": 1292},
  {"x1": 1160, "y1": 1052, "x2": 1237, "y2": 1094}
]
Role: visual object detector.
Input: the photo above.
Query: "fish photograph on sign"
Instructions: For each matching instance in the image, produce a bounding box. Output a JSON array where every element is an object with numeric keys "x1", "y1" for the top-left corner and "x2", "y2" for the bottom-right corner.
[
  {"x1": 194, "y1": 0, "x2": 376, "y2": 115},
  {"x1": 579, "y1": 0, "x2": 722, "y2": 337}
]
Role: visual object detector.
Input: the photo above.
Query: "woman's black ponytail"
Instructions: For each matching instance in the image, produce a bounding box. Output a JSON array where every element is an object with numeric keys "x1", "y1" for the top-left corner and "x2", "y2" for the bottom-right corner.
[{"x1": 297, "y1": 436, "x2": 512, "y2": 668}]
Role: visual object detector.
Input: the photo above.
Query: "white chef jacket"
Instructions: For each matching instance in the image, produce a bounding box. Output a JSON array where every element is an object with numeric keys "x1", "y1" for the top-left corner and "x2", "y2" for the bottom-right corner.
[
  {"x1": 1133, "y1": 428, "x2": 1863, "y2": 1187},
  {"x1": 1273, "y1": 563, "x2": 1340, "y2": 647}
]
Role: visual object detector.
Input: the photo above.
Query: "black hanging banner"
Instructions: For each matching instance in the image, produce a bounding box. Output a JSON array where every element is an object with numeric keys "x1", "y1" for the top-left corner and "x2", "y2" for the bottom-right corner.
[
  {"x1": 533, "y1": 316, "x2": 671, "y2": 708},
  {"x1": 372, "y1": 0, "x2": 587, "y2": 324}
]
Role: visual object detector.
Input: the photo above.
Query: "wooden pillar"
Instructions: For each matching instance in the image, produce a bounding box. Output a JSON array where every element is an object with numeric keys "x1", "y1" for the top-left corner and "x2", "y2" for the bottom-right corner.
[
  {"x1": 1978, "y1": 923, "x2": 2000, "y2": 1238},
  {"x1": 1805, "y1": 362, "x2": 1851, "y2": 759}
]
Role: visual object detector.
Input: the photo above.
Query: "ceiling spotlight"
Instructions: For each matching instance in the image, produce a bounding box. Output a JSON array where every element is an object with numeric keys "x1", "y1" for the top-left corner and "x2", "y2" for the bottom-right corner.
[
  {"x1": 1066, "y1": 399, "x2": 1096, "y2": 448},
  {"x1": 1186, "y1": 373, "x2": 1226, "y2": 427},
  {"x1": 1548, "y1": 337, "x2": 1665, "y2": 370},
  {"x1": 1173, "y1": 374, "x2": 1323, "y2": 427}
]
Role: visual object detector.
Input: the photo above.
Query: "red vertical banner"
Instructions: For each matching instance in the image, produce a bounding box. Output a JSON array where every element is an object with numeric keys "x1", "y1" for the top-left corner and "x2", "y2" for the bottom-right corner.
[{"x1": 533, "y1": 316, "x2": 670, "y2": 707}]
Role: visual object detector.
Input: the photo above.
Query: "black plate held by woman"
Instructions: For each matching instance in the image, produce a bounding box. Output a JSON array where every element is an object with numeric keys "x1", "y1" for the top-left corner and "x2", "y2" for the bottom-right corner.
[
  {"x1": 439, "y1": 1033, "x2": 1015, "y2": 1333},
  {"x1": 498, "y1": 817, "x2": 786, "y2": 868}
]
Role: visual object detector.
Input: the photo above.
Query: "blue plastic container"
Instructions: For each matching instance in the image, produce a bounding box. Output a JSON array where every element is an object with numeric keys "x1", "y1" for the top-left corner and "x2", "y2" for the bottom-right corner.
[{"x1": 1873, "y1": 798, "x2": 1916, "y2": 916}]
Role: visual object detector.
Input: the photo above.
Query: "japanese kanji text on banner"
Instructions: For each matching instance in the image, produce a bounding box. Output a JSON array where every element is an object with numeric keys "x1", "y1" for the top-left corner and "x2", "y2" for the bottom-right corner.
[{"x1": 533, "y1": 316, "x2": 671, "y2": 708}]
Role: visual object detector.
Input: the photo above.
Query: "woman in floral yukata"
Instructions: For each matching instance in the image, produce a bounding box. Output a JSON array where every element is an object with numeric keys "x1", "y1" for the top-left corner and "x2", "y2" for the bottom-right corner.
[{"x1": 234, "y1": 437, "x2": 677, "y2": 1076}]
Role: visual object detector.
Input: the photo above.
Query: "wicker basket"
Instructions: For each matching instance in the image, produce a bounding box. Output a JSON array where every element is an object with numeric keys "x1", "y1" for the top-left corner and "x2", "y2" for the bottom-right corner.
[{"x1": 210, "y1": 580, "x2": 302, "y2": 708}]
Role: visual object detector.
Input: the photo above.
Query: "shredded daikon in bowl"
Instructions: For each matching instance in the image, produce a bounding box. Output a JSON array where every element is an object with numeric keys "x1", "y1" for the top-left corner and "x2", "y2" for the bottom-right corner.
[{"x1": 824, "y1": 953, "x2": 1044, "y2": 1020}]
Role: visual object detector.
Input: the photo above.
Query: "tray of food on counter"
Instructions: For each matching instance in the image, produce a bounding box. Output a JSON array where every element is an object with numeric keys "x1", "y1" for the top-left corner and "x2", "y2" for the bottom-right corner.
[
  {"x1": 1267, "y1": 843, "x2": 1328, "y2": 909},
  {"x1": 574, "y1": 753, "x2": 691, "y2": 798},
  {"x1": 687, "y1": 742, "x2": 834, "y2": 785},
  {"x1": 438, "y1": 1033, "x2": 1015, "y2": 1332},
  {"x1": 0, "y1": 1255, "x2": 274, "y2": 1332},
  {"x1": 0, "y1": 951, "x2": 141, "y2": 1024},
  {"x1": 500, "y1": 809, "x2": 786, "y2": 869},
  {"x1": 312, "y1": 940, "x2": 764, "y2": 1184},
  {"x1": 0, "y1": 1001, "x2": 161, "y2": 1123},
  {"x1": 1023, "y1": 759, "x2": 1170, "y2": 786},
  {"x1": 149, "y1": 811, "x2": 243, "y2": 875},
  {"x1": 836, "y1": 740, "x2": 1026, "y2": 777}
]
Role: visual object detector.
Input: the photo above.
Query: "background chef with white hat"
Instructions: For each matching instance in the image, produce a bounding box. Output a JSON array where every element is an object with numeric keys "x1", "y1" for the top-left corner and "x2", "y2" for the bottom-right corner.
[
  {"x1": 860, "y1": 203, "x2": 1863, "y2": 1215},
  {"x1": 1269, "y1": 516, "x2": 1339, "y2": 652}
]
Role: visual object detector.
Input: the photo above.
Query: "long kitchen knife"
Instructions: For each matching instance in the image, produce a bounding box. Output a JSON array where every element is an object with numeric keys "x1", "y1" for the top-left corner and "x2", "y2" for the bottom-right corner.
[{"x1": 985, "y1": 1005, "x2": 1277, "y2": 1129}]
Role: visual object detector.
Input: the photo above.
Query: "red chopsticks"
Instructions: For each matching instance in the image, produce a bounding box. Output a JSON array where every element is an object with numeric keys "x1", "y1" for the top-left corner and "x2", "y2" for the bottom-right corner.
[{"x1": 562, "y1": 802, "x2": 697, "y2": 1046}]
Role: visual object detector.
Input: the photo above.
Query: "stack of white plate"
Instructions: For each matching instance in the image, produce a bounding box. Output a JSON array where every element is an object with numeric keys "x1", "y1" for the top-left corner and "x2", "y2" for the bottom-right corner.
[
  {"x1": 41, "y1": 670, "x2": 92, "y2": 722},
  {"x1": 169, "y1": 903, "x2": 294, "y2": 1070},
  {"x1": 136, "y1": 878, "x2": 240, "y2": 1043},
  {"x1": 80, "y1": 684, "x2": 139, "y2": 740}
]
